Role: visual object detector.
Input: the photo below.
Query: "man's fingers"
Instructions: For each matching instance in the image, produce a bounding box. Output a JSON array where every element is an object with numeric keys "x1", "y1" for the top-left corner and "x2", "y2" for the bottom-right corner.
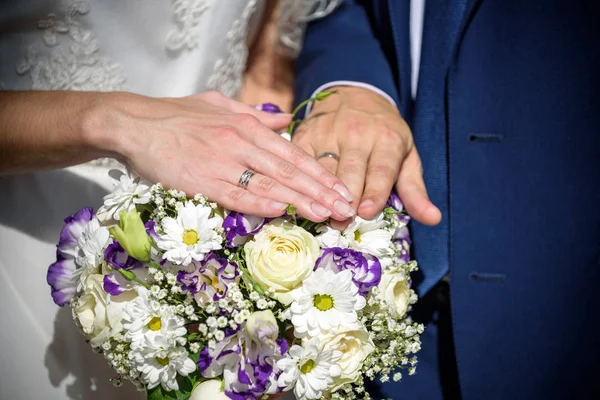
[
  {"x1": 357, "y1": 143, "x2": 403, "y2": 220},
  {"x1": 331, "y1": 144, "x2": 370, "y2": 230},
  {"x1": 395, "y1": 148, "x2": 442, "y2": 226}
]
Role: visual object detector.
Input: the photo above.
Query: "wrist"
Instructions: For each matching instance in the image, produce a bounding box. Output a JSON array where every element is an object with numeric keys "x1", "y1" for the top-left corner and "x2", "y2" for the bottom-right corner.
[
  {"x1": 79, "y1": 91, "x2": 140, "y2": 163},
  {"x1": 309, "y1": 86, "x2": 400, "y2": 116}
]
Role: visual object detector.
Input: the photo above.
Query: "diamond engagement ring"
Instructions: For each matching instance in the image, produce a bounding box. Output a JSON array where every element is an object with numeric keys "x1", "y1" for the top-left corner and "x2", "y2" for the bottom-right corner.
[
  {"x1": 238, "y1": 169, "x2": 256, "y2": 189},
  {"x1": 316, "y1": 152, "x2": 340, "y2": 161}
]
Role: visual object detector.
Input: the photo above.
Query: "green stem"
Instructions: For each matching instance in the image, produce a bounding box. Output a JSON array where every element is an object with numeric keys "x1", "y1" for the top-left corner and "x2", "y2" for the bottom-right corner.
[
  {"x1": 117, "y1": 269, "x2": 150, "y2": 289},
  {"x1": 287, "y1": 90, "x2": 337, "y2": 136}
]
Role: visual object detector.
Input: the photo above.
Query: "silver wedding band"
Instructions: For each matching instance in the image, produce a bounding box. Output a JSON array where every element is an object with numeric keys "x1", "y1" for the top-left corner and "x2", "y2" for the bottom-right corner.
[
  {"x1": 238, "y1": 169, "x2": 255, "y2": 189},
  {"x1": 316, "y1": 152, "x2": 340, "y2": 161}
]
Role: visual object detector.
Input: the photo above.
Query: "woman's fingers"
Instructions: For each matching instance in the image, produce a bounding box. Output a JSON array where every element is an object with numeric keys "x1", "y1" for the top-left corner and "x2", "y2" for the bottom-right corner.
[
  {"x1": 247, "y1": 123, "x2": 354, "y2": 204},
  {"x1": 199, "y1": 179, "x2": 289, "y2": 218},
  {"x1": 214, "y1": 164, "x2": 334, "y2": 222},
  {"x1": 239, "y1": 147, "x2": 355, "y2": 221}
]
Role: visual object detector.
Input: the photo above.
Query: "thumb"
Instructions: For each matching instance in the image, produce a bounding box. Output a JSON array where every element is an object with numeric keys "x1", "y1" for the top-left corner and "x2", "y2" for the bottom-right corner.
[
  {"x1": 396, "y1": 148, "x2": 442, "y2": 226},
  {"x1": 213, "y1": 95, "x2": 293, "y2": 131}
]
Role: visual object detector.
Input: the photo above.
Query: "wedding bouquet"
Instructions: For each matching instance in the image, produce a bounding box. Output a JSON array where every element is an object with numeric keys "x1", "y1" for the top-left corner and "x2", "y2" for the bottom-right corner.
[{"x1": 47, "y1": 102, "x2": 423, "y2": 400}]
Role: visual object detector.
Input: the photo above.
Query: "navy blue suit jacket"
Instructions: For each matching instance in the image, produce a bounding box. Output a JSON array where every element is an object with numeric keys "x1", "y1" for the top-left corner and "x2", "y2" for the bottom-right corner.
[{"x1": 296, "y1": 1, "x2": 600, "y2": 399}]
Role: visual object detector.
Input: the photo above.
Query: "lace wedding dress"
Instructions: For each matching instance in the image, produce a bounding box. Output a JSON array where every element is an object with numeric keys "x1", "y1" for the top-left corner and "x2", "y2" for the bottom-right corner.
[{"x1": 0, "y1": 1, "x2": 273, "y2": 399}]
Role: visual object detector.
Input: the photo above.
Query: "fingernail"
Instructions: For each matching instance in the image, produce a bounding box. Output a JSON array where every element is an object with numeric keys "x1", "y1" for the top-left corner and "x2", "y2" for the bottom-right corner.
[
  {"x1": 359, "y1": 200, "x2": 374, "y2": 210},
  {"x1": 333, "y1": 183, "x2": 353, "y2": 202},
  {"x1": 311, "y1": 203, "x2": 332, "y2": 218},
  {"x1": 333, "y1": 200, "x2": 355, "y2": 218},
  {"x1": 271, "y1": 201, "x2": 289, "y2": 211}
]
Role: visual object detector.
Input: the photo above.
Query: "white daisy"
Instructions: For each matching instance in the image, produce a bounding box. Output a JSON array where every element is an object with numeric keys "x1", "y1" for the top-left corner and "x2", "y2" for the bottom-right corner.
[
  {"x1": 72, "y1": 218, "x2": 110, "y2": 290},
  {"x1": 317, "y1": 212, "x2": 394, "y2": 260},
  {"x1": 130, "y1": 335, "x2": 196, "y2": 391},
  {"x1": 290, "y1": 268, "x2": 366, "y2": 338},
  {"x1": 122, "y1": 287, "x2": 186, "y2": 348},
  {"x1": 97, "y1": 170, "x2": 151, "y2": 223},
  {"x1": 157, "y1": 201, "x2": 223, "y2": 265},
  {"x1": 277, "y1": 337, "x2": 342, "y2": 400}
]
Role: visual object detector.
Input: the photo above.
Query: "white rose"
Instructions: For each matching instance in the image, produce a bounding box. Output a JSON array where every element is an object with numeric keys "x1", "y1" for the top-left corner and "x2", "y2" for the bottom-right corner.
[
  {"x1": 376, "y1": 270, "x2": 411, "y2": 318},
  {"x1": 73, "y1": 274, "x2": 136, "y2": 347},
  {"x1": 320, "y1": 323, "x2": 375, "y2": 389},
  {"x1": 244, "y1": 219, "x2": 320, "y2": 305},
  {"x1": 189, "y1": 379, "x2": 229, "y2": 400}
]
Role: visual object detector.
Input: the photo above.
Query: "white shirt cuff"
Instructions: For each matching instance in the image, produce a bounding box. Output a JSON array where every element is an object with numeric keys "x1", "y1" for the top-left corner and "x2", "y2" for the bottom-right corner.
[{"x1": 304, "y1": 80, "x2": 398, "y2": 117}]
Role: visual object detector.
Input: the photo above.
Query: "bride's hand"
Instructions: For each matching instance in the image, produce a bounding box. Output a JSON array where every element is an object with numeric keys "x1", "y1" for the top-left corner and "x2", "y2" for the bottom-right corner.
[
  {"x1": 292, "y1": 86, "x2": 441, "y2": 228},
  {"x1": 88, "y1": 91, "x2": 355, "y2": 221}
]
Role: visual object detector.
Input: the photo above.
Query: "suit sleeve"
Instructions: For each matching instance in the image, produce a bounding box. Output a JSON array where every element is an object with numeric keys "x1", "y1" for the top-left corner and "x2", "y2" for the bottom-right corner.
[{"x1": 294, "y1": 0, "x2": 400, "y2": 107}]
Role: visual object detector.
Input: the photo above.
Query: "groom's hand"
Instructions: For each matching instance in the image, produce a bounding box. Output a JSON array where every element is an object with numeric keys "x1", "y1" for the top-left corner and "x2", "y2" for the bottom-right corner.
[{"x1": 293, "y1": 86, "x2": 441, "y2": 229}]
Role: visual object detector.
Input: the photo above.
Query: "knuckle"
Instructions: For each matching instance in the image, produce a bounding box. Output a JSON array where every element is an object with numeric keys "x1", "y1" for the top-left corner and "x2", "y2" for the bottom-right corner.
[
  {"x1": 278, "y1": 160, "x2": 299, "y2": 180},
  {"x1": 312, "y1": 190, "x2": 330, "y2": 206},
  {"x1": 380, "y1": 126, "x2": 402, "y2": 143},
  {"x1": 371, "y1": 164, "x2": 396, "y2": 179},
  {"x1": 338, "y1": 161, "x2": 361, "y2": 176},
  {"x1": 255, "y1": 176, "x2": 275, "y2": 193},
  {"x1": 288, "y1": 145, "x2": 310, "y2": 165},
  {"x1": 227, "y1": 188, "x2": 246, "y2": 203},
  {"x1": 215, "y1": 126, "x2": 240, "y2": 141},
  {"x1": 345, "y1": 116, "x2": 368, "y2": 137},
  {"x1": 235, "y1": 113, "x2": 261, "y2": 130}
]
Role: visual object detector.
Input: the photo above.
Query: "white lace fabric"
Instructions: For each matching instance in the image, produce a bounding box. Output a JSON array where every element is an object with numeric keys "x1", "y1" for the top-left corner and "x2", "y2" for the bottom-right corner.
[{"x1": 0, "y1": 2, "x2": 266, "y2": 399}]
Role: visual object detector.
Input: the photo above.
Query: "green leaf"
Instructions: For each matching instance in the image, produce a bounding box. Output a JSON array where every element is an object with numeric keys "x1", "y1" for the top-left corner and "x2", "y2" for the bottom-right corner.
[
  {"x1": 146, "y1": 370, "x2": 202, "y2": 400},
  {"x1": 147, "y1": 385, "x2": 178, "y2": 400}
]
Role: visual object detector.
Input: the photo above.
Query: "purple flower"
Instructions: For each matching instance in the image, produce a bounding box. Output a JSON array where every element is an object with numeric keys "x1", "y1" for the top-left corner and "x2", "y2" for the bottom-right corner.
[
  {"x1": 103, "y1": 274, "x2": 125, "y2": 296},
  {"x1": 315, "y1": 247, "x2": 382, "y2": 296},
  {"x1": 198, "y1": 324, "x2": 286, "y2": 399},
  {"x1": 177, "y1": 254, "x2": 238, "y2": 304},
  {"x1": 145, "y1": 220, "x2": 158, "y2": 240},
  {"x1": 222, "y1": 212, "x2": 268, "y2": 247},
  {"x1": 47, "y1": 256, "x2": 78, "y2": 306},
  {"x1": 102, "y1": 240, "x2": 147, "y2": 295},
  {"x1": 387, "y1": 192, "x2": 413, "y2": 264},
  {"x1": 387, "y1": 191, "x2": 404, "y2": 212},
  {"x1": 394, "y1": 225, "x2": 412, "y2": 265},
  {"x1": 47, "y1": 207, "x2": 94, "y2": 306},
  {"x1": 256, "y1": 103, "x2": 282, "y2": 114},
  {"x1": 57, "y1": 207, "x2": 94, "y2": 258},
  {"x1": 105, "y1": 240, "x2": 143, "y2": 270}
]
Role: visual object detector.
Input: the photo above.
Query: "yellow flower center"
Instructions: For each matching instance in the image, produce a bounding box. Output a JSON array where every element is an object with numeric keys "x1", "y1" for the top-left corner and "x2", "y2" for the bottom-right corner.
[
  {"x1": 156, "y1": 356, "x2": 169, "y2": 366},
  {"x1": 354, "y1": 230, "x2": 362, "y2": 242},
  {"x1": 183, "y1": 230, "x2": 199, "y2": 246},
  {"x1": 211, "y1": 277, "x2": 224, "y2": 295},
  {"x1": 300, "y1": 359, "x2": 315, "y2": 374},
  {"x1": 148, "y1": 317, "x2": 162, "y2": 331},
  {"x1": 314, "y1": 294, "x2": 334, "y2": 311}
]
